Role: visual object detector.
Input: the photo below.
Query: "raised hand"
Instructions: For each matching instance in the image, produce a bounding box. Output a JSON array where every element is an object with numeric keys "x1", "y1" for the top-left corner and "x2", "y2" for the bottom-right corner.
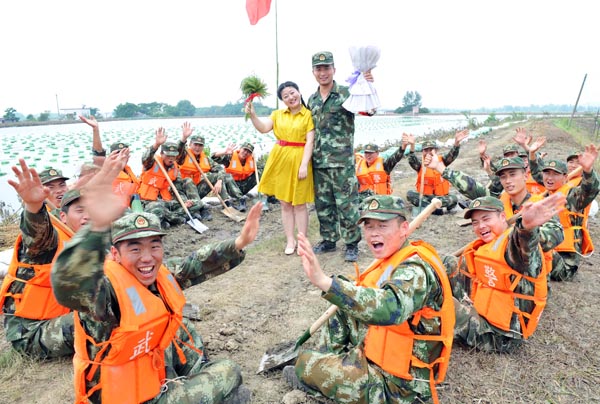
[
  {"x1": 155, "y1": 127, "x2": 168, "y2": 146},
  {"x1": 79, "y1": 115, "x2": 98, "y2": 129},
  {"x1": 478, "y1": 139, "x2": 487, "y2": 156},
  {"x1": 521, "y1": 192, "x2": 567, "y2": 230},
  {"x1": 225, "y1": 143, "x2": 236, "y2": 154},
  {"x1": 234, "y1": 201, "x2": 262, "y2": 250},
  {"x1": 513, "y1": 127, "x2": 529, "y2": 150},
  {"x1": 528, "y1": 136, "x2": 546, "y2": 154},
  {"x1": 8, "y1": 159, "x2": 49, "y2": 212},
  {"x1": 578, "y1": 143, "x2": 599, "y2": 173},
  {"x1": 181, "y1": 122, "x2": 193, "y2": 142},
  {"x1": 297, "y1": 232, "x2": 332, "y2": 291},
  {"x1": 426, "y1": 149, "x2": 446, "y2": 173},
  {"x1": 454, "y1": 129, "x2": 470, "y2": 146}
]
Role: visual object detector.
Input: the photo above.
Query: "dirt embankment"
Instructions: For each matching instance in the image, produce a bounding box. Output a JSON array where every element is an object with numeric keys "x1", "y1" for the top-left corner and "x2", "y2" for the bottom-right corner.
[{"x1": 1, "y1": 118, "x2": 599, "y2": 404}]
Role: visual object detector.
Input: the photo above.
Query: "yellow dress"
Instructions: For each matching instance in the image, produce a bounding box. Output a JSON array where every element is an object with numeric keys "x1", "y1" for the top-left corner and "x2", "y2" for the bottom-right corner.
[{"x1": 258, "y1": 106, "x2": 315, "y2": 205}]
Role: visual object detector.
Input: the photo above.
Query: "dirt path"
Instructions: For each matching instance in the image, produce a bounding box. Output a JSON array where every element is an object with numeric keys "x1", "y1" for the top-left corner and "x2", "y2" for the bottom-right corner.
[{"x1": 1, "y1": 118, "x2": 599, "y2": 403}]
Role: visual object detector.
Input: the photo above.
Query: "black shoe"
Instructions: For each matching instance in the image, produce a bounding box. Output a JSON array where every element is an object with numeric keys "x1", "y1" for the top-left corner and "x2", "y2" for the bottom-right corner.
[
  {"x1": 224, "y1": 384, "x2": 252, "y2": 404},
  {"x1": 237, "y1": 197, "x2": 247, "y2": 212},
  {"x1": 200, "y1": 207, "x2": 213, "y2": 221},
  {"x1": 267, "y1": 195, "x2": 279, "y2": 204},
  {"x1": 160, "y1": 220, "x2": 170, "y2": 230},
  {"x1": 458, "y1": 199, "x2": 470, "y2": 209},
  {"x1": 313, "y1": 240, "x2": 336, "y2": 254},
  {"x1": 344, "y1": 243, "x2": 359, "y2": 262},
  {"x1": 283, "y1": 366, "x2": 310, "y2": 393},
  {"x1": 433, "y1": 208, "x2": 444, "y2": 216}
]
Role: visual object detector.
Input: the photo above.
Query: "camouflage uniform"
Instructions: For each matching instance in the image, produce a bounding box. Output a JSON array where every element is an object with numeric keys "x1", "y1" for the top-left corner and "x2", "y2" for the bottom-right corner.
[
  {"x1": 1, "y1": 206, "x2": 74, "y2": 359},
  {"x1": 51, "y1": 212, "x2": 248, "y2": 403},
  {"x1": 406, "y1": 144, "x2": 460, "y2": 211},
  {"x1": 443, "y1": 197, "x2": 547, "y2": 353},
  {"x1": 308, "y1": 80, "x2": 361, "y2": 247},
  {"x1": 357, "y1": 144, "x2": 406, "y2": 203},
  {"x1": 175, "y1": 139, "x2": 244, "y2": 203},
  {"x1": 296, "y1": 242, "x2": 448, "y2": 403},
  {"x1": 211, "y1": 152, "x2": 259, "y2": 196},
  {"x1": 530, "y1": 159, "x2": 600, "y2": 280},
  {"x1": 140, "y1": 144, "x2": 205, "y2": 226}
]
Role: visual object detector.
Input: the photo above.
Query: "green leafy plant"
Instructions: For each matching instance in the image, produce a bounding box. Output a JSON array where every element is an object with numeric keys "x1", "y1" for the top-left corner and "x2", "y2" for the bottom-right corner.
[{"x1": 240, "y1": 75, "x2": 269, "y2": 120}]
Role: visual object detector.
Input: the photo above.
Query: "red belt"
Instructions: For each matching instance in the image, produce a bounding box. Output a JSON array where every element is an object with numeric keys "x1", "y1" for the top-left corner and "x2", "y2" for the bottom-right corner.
[{"x1": 276, "y1": 140, "x2": 306, "y2": 147}]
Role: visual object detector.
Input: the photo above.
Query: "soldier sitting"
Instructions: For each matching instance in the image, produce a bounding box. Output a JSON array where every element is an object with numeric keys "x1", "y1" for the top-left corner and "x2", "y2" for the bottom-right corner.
[{"x1": 355, "y1": 141, "x2": 406, "y2": 201}]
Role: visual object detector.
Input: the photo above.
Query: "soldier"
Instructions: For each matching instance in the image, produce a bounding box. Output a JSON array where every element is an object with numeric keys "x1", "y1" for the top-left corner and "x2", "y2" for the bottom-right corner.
[
  {"x1": 308, "y1": 50, "x2": 374, "y2": 262},
  {"x1": 176, "y1": 122, "x2": 246, "y2": 211},
  {"x1": 51, "y1": 155, "x2": 260, "y2": 404},
  {"x1": 529, "y1": 145, "x2": 599, "y2": 280},
  {"x1": 212, "y1": 142, "x2": 258, "y2": 211},
  {"x1": 0, "y1": 158, "x2": 96, "y2": 359},
  {"x1": 355, "y1": 141, "x2": 406, "y2": 201},
  {"x1": 139, "y1": 127, "x2": 211, "y2": 228},
  {"x1": 285, "y1": 195, "x2": 454, "y2": 403},
  {"x1": 405, "y1": 129, "x2": 469, "y2": 214},
  {"x1": 80, "y1": 115, "x2": 141, "y2": 206},
  {"x1": 428, "y1": 155, "x2": 565, "y2": 277},
  {"x1": 444, "y1": 194, "x2": 565, "y2": 353},
  {"x1": 38, "y1": 167, "x2": 69, "y2": 210}
]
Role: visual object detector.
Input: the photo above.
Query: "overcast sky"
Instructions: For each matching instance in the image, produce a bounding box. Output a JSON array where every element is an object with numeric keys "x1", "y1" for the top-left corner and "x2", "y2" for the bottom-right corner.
[{"x1": 2, "y1": 0, "x2": 598, "y2": 116}]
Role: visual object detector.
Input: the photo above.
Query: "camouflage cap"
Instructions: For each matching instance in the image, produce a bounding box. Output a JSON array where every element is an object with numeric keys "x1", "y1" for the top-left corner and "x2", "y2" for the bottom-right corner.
[
  {"x1": 358, "y1": 195, "x2": 407, "y2": 224},
  {"x1": 161, "y1": 142, "x2": 179, "y2": 156},
  {"x1": 60, "y1": 189, "x2": 81, "y2": 209},
  {"x1": 39, "y1": 168, "x2": 69, "y2": 185},
  {"x1": 240, "y1": 142, "x2": 254, "y2": 153},
  {"x1": 518, "y1": 149, "x2": 528, "y2": 158},
  {"x1": 111, "y1": 211, "x2": 166, "y2": 244},
  {"x1": 312, "y1": 51, "x2": 334, "y2": 66},
  {"x1": 421, "y1": 140, "x2": 438, "y2": 150},
  {"x1": 463, "y1": 196, "x2": 504, "y2": 219},
  {"x1": 189, "y1": 135, "x2": 205, "y2": 145},
  {"x1": 566, "y1": 151, "x2": 580, "y2": 161},
  {"x1": 502, "y1": 144, "x2": 520, "y2": 156},
  {"x1": 110, "y1": 142, "x2": 129, "y2": 152},
  {"x1": 495, "y1": 156, "x2": 525, "y2": 174},
  {"x1": 364, "y1": 143, "x2": 379, "y2": 153},
  {"x1": 542, "y1": 159, "x2": 567, "y2": 174}
]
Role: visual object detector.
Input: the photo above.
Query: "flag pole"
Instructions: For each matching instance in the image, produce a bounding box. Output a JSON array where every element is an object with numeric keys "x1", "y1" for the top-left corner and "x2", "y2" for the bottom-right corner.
[{"x1": 275, "y1": 0, "x2": 279, "y2": 109}]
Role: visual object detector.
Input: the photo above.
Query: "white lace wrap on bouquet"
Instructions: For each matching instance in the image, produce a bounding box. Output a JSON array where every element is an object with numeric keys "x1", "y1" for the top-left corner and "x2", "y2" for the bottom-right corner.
[{"x1": 342, "y1": 45, "x2": 381, "y2": 113}]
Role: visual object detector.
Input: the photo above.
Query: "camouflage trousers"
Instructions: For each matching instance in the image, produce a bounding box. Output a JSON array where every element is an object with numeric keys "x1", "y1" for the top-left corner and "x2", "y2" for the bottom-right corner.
[
  {"x1": 406, "y1": 190, "x2": 458, "y2": 211},
  {"x1": 234, "y1": 175, "x2": 257, "y2": 196},
  {"x1": 550, "y1": 251, "x2": 581, "y2": 281},
  {"x1": 313, "y1": 167, "x2": 361, "y2": 245},
  {"x1": 3, "y1": 312, "x2": 75, "y2": 359},
  {"x1": 295, "y1": 309, "x2": 432, "y2": 403},
  {"x1": 137, "y1": 318, "x2": 242, "y2": 403},
  {"x1": 197, "y1": 172, "x2": 244, "y2": 202},
  {"x1": 142, "y1": 199, "x2": 203, "y2": 226}
]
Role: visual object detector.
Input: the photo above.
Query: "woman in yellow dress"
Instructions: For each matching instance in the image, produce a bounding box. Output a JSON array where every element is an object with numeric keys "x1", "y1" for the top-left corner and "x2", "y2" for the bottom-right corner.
[{"x1": 246, "y1": 81, "x2": 315, "y2": 255}]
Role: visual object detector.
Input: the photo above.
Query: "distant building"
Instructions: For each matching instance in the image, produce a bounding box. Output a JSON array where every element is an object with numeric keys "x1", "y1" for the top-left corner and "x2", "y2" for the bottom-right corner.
[{"x1": 60, "y1": 107, "x2": 91, "y2": 119}]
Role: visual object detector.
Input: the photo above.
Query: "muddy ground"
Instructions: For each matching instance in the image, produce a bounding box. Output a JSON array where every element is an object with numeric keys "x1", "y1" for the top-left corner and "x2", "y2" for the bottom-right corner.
[{"x1": 1, "y1": 118, "x2": 599, "y2": 403}]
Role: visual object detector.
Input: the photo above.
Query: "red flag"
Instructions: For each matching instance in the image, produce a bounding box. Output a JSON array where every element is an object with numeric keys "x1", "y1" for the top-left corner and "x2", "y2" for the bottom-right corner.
[{"x1": 246, "y1": 0, "x2": 271, "y2": 25}]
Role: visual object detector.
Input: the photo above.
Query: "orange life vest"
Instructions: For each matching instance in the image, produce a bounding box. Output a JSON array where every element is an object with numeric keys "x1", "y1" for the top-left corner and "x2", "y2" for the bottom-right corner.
[
  {"x1": 498, "y1": 191, "x2": 554, "y2": 276},
  {"x1": 356, "y1": 155, "x2": 392, "y2": 195},
  {"x1": 178, "y1": 151, "x2": 211, "y2": 185},
  {"x1": 462, "y1": 229, "x2": 547, "y2": 338},
  {"x1": 73, "y1": 261, "x2": 198, "y2": 404},
  {"x1": 138, "y1": 156, "x2": 177, "y2": 201},
  {"x1": 225, "y1": 150, "x2": 255, "y2": 181},
  {"x1": 359, "y1": 241, "x2": 454, "y2": 404},
  {"x1": 550, "y1": 183, "x2": 594, "y2": 255},
  {"x1": 415, "y1": 156, "x2": 450, "y2": 196},
  {"x1": 112, "y1": 166, "x2": 140, "y2": 206},
  {"x1": 0, "y1": 224, "x2": 72, "y2": 320},
  {"x1": 525, "y1": 173, "x2": 545, "y2": 195}
]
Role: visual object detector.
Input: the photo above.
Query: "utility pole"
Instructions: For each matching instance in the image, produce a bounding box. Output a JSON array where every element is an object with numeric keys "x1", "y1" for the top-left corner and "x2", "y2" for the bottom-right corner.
[
  {"x1": 568, "y1": 73, "x2": 587, "y2": 128},
  {"x1": 55, "y1": 94, "x2": 60, "y2": 119},
  {"x1": 274, "y1": 0, "x2": 279, "y2": 109}
]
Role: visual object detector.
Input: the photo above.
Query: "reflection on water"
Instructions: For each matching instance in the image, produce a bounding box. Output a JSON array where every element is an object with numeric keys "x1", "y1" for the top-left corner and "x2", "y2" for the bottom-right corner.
[{"x1": 0, "y1": 115, "x2": 472, "y2": 209}]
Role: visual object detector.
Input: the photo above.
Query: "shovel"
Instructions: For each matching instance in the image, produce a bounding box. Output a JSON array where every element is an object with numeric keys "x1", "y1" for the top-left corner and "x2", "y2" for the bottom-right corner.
[
  {"x1": 154, "y1": 158, "x2": 208, "y2": 234},
  {"x1": 186, "y1": 148, "x2": 246, "y2": 222},
  {"x1": 257, "y1": 198, "x2": 443, "y2": 374}
]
